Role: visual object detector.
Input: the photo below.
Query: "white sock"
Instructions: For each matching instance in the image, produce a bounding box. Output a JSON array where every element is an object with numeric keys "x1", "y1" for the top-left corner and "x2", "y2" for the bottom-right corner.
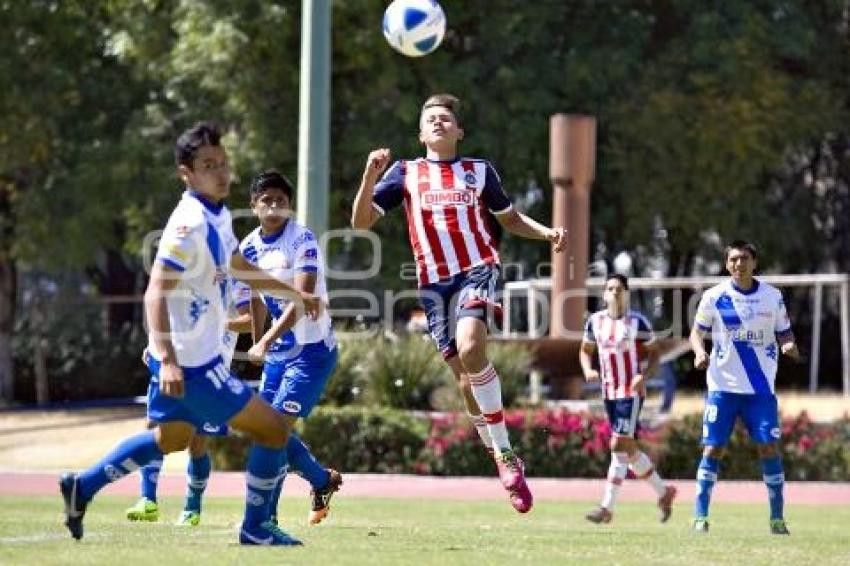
[
  {"x1": 601, "y1": 452, "x2": 629, "y2": 510},
  {"x1": 468, "y1": 413, "x2": 494, "y2": 449},
  {"x1": 629, "y1": 451, "x2": 667, "y2": 497},
  {"x1": 468, "y1": 364, "x2": 510, "y2": 452}
]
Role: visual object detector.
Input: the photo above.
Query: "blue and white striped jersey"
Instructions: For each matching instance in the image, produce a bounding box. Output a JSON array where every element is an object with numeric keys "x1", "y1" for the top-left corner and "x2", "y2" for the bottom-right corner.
[{"x1": 694, "y1": 279, "x2": 792, "y2": 395}]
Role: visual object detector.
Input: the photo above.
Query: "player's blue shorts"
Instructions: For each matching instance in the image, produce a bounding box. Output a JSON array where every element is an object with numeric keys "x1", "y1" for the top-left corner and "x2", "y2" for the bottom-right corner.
[
  {"x1": 419, "y1": 262, "x2": 502, "y2": 360},
  {"x1": 259, "y1": 340, "x2": 338, "y2": 418},
  {"x1": 701, "y1": 390, "x2": 780, "y2": 446},
  {"x1": 146, "y1": 355, "x2": 253, "y2": 432},
  {"x1": 604, "y1": 396, "x2": 644, "y2": 437}
]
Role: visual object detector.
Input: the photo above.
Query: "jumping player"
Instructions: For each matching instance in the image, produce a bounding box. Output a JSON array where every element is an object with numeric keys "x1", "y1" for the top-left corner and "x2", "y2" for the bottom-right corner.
[{"x1": 351, "y1": 93, "x2": 567, "y2": 513}]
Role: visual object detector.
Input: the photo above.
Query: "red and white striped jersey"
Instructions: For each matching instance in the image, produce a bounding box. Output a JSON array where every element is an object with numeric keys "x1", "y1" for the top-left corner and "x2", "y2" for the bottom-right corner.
[
  {"x1": 372, "y1": 157, "x2": 512, "y2": 286},
  {"x1": 583, "y1": 310, "x2": 654, "y2": 399}
]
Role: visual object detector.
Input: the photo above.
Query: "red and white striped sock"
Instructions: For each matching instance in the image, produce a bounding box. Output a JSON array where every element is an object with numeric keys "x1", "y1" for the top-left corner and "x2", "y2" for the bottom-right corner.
[
  {"x1": 468, "y1": 363, "x2": 510, "y2": 453},
  {"x1": 629, "y1": 451, "x2": 667, "y2": 497},
  {"x1": 601, "y1": 452, "x2": 629, "y2": 510},
  {"x1": 467, "y1": 413, "x2": 494, "y2": 450}
]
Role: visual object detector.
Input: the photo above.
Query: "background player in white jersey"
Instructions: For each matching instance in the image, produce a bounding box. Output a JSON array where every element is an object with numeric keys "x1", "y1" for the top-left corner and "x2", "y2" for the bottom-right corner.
[
  {"x1": 580, "y1": 274, "x2": 677, "y2": 524},
  {"x1": 59, "y1": 121, "x2": 321, "y2": 546},
  {"x1": 351, "y1": 93, "x2": 567, "y2": 513},
  {"x1": 690, "y1": 240, "x2": 800, "y2": 535},
  {"x1": 239, "y1": 169, "x2": 342, "y2": 529},
  {"x1": 125, "y1": 278, "x2": 251, "y2": 526}
]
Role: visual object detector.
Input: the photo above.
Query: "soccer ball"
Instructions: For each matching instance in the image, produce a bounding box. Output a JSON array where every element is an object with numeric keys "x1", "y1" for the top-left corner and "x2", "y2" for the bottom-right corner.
[{"x1": 382, "y1": 0, "x2": 446, "y2": 58}]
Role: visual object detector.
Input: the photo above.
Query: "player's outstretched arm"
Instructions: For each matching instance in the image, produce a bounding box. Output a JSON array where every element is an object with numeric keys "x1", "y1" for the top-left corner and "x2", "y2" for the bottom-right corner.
[
  {"x1": 351, "y1": 148, "x2": 391, "y2": 230},
  {"x1": 227, "y1": 304, "x2": 252, "y2": 334},
  {"x1": 247, "y1": 272, "x2": 318, "y2": 364},
  {"x1": 495, "y1": 209, "x2": 567, "y2": 252},
  {"x1": 231, "y1": 253, "x2": 322, "y2": 320}
]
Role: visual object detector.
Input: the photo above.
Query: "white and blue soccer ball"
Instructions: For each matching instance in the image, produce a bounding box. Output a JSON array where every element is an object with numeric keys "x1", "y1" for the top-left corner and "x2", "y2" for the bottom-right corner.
[{"x1": 382, "y1": 0, "x2": 446, "y2": 58}]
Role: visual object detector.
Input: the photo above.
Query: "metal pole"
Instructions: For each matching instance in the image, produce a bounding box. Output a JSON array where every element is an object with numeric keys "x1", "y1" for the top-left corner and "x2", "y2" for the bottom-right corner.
[
  {"x1": 809, "y1": 283, "x2": 822, "y2": 393},
  {"x1": 528, "y1": 286, "x2": 541, "y2": 403},
  {"x1": 502, "y1": 287, "x2": 512, "y2": 338},
  {"x1": 297, "y1": 0, "x2": 331, "y2": 236},
  {"x1": 841, "y1": 280, "x2": 850, "y2": 397}
]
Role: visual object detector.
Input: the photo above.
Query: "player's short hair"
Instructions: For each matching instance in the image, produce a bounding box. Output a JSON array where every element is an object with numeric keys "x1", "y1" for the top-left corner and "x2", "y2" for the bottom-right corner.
[
  {"x1": 175, "y1": 121, "x2": 222, "y2": 169},
  {"x1": 250, "y1": 168, "x2": 294, "y2": 201},
  {"x1": 606, "y1": 273, "x2": 629, "y2": 290},
  {"x1": 421, "y1": 93, "x2": 462, "y2": 126},
  {"x1": 725, "y1": 239, "x2": 758, "y2": 261}
]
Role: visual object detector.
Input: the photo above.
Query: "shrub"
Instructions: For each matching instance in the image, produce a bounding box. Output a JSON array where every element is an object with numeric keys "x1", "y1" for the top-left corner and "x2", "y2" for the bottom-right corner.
[
  {"x1": 320, "y1": 336, "x2": 373, "y2": 406},
  {"x1": 207, "y1": 407, "x2": 850, "y2": 481},
  {"x1": 354, "y1": 334, "x2": 451, "y2": 410},
  {"x1": 208, "y1": 405, "x2": 429, "y2": 473},
  {"x1": 325, "y1": 336, "x2": 532, "y2": 411}
]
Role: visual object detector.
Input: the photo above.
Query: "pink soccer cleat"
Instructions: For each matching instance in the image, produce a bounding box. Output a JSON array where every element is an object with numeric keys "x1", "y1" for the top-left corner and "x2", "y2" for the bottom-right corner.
[
  {"x1": 509, "y1": 478, "x2": 533, "y2": 513},
  {"x1": 495, "y1": 449, "x2": 533, "y2": 513},
  {"x1": 495, "y1": 449, "x2": 525, "y2": 491}
]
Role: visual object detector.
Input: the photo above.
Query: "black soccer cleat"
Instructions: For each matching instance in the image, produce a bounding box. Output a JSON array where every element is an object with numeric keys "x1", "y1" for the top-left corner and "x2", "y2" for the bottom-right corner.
[{"x1": 59, "y1": 472, "x2": 88, "y2": 540}]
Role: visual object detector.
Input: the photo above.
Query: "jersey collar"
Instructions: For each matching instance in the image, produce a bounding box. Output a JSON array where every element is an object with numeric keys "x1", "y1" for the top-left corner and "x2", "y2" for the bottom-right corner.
[
  {"x1": 186, "y1": 189, "x2": 224, "y2": 215},
  {"x1": 259, "y1": 220, "x2": 289, "y2": 244},
  {"x1": 424, "y1": 156, "x2": 461, "y2": 164},
  {"x1": 730, "y1": 278, "x2": 760, "y2": 295}
]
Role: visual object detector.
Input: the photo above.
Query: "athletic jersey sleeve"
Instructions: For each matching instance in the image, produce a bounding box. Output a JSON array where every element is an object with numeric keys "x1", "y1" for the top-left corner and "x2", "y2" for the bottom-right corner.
[
  {"x1": 293, "y1": 229, "x2": 320, "y2": 274},
  {"x1": 481, "y1": 161, "x2": 512, "y2": 214},
  {"x1": 155, "y1": 214, "x2": 203, "y2": 272},
  {"x1": 238, "y1": 233, "x2": 259, "y2": 266},
  {"x1": 775, "y1": 292, "x2": 792, "y2": 335},
  {"x1": 694, "y1": 292, "x2": 714, "y2": 332},
  {"x1": 372, "y1": 160, "x2": 405, "y2": 215}
]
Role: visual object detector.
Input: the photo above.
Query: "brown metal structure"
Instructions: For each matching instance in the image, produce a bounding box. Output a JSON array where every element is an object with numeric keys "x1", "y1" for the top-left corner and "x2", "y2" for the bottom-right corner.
[{"x1": 549, "y1": 114, "x2": 596, "y2": 339}]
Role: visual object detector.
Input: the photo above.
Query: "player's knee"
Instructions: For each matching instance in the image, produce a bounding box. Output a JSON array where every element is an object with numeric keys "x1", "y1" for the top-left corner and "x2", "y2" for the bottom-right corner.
[
  {"x1": 158, "y1": 435, "x2": 191, "y2": 454},
  {"x1": 456, "y1": 338, "x2": 486, "y2": 370},
  {"x1": 254, "y1": 426, "x2": 287, "y2": 449},
  {"x1": 704, "y1": 445, "x2": 724, "y2": 459},
  {"x1": 154, "y1": 424, "x2": 193, "y2": 453},
  {"x1": 188, "y1": 436, "x2": 208, "y2": 457},
  {"x1": 757, "y1": 443, "x2": 778, "y2": 458}
]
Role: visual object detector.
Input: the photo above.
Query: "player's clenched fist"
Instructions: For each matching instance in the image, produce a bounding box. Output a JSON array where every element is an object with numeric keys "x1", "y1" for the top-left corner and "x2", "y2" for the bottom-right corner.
[
  {"x1": 363, "y1": 148, "x2": 391, "y2": 182},
  {"x1": 549, "y1": 227, "x2": 568, "y2": 253}
]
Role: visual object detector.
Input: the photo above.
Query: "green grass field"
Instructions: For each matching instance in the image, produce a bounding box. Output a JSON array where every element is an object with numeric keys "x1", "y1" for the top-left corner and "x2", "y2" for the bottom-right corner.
[{"x1": 1, "y1": 496, "x2": 847, "y2": 565}]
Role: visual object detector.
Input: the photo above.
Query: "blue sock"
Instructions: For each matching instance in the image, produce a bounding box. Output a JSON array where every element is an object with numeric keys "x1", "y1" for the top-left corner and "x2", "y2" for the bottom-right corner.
[
  {"x1": 694, "y1": 456, "x2": 720, "y2": 519},
  {"x1": 287, "y1": 433, "x2": 330, "y2": 489},
  {"x1": 185, "y1": 454, "x2": 211, "y2": 513},
  {"x1": 78, "y1": 431, "x2": 163, "y2": 501},
  {"x1": 268, "y1": 454, "x2": 288, "y2": 520},
  {"x1": 244, "y1": 444, "x2": 284, "y2": 528},
  {"x1": 140, "y1": 459, "x2": 163, "y2": 503},
  {"x1": 761, "y1": 456, "x2": 785, "y2": 520}
]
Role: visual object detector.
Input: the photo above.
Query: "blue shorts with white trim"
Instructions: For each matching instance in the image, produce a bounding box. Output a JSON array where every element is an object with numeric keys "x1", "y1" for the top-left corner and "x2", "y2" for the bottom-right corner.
[
  {"x1": 146, "y1": 355, "x2": 252, "y2": 432},
  {"x1": 701, "y1": 390, "x2": 780, "y2": 446},
  {"x1": 259, "y1": 340, "x2": 338, "y2": 418}
]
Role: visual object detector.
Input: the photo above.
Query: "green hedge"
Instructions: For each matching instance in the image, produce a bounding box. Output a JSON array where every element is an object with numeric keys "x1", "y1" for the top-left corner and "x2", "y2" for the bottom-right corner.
[
  {"x1": 322, "y1": 336, "x2": 533, "y2": 410},
  {"x1": 208, "y1": 407, "x2": 850, "y2": 481}
]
